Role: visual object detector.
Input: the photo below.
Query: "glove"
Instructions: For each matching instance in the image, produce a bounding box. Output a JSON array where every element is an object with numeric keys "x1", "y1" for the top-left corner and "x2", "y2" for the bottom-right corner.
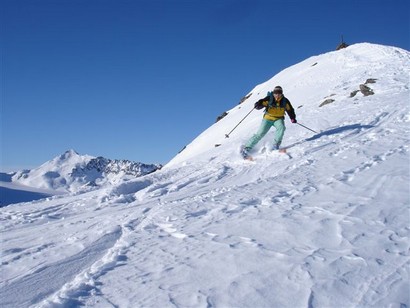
[
  {"x1": 254, "y1": 101, "x2": 264, "y2": 110},
  {"x1": 291, "y1": 118, "x2": 297, "y2": 123}
]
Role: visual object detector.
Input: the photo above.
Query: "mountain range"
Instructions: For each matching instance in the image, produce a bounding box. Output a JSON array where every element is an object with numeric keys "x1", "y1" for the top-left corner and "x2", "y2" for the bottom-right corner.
[{"x1": 0, "y1": 150, "x2": 161, "y2": 206}]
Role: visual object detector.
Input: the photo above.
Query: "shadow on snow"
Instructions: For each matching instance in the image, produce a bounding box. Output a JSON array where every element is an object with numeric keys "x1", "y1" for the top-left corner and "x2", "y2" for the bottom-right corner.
[{"x1": 285, "y1": 123, "x2": 374, "y2": 149}]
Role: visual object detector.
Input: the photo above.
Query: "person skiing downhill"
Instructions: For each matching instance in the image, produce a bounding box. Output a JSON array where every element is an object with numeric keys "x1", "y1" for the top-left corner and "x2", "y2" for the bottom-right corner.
[{"x1": 241, "y1": 86, "x2": 297, "y2": 159}]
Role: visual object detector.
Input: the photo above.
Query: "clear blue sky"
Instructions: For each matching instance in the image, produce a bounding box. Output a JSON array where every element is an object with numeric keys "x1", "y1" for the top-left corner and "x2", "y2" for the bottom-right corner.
[{"x1": 1, "y1": 0, "x2": 409, "y2": 171}]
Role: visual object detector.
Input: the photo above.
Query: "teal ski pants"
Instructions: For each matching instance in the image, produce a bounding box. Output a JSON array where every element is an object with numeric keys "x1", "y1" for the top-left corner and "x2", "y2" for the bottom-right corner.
[{"x1": 245, "y1": 118, "x2": 286, "y2": 150}]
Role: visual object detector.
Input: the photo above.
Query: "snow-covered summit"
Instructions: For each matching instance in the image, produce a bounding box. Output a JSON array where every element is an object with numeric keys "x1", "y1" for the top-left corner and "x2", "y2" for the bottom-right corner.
[
  {"x1": 57, "y1": 149, "x2": 84, "y2": 161},
  {"x1": 11, "y1": 150, "x2": 162, "y2": 193}
]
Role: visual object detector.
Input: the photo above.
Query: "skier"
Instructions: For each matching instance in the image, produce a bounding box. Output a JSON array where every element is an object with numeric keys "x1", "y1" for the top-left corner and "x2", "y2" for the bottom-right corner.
[{"x1": 241, "y1": 86, "x2": 297, "y2": 159}]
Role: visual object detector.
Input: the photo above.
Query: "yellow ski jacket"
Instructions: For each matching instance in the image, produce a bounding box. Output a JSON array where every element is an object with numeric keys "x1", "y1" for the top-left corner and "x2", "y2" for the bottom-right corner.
[{"x1": 256, "y1": 95, "x2": 296, "y2": 122}]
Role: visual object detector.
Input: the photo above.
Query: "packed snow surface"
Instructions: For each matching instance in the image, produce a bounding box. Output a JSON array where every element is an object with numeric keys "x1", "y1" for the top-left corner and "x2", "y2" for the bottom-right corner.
[{"x1": 1, "y1": 43, "x2": 409, "y2": 307}]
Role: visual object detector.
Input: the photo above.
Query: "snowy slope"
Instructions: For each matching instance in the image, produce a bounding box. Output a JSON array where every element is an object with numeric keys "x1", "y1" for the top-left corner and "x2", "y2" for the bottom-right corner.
[
  {"x1": 167, "y1": 43, "x2": 409, "y2": 167},
  {"x1": 0, "y1": 179, "x2": 65, "y2": 206},
  {"x1": 1, "y1": 43, "x2": 409, "y2": 308}
]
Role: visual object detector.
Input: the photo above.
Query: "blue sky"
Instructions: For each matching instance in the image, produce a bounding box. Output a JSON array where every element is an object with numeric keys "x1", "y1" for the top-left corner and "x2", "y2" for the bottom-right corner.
[{"x1": 2, "y1": 0, "x2": 409, "y2": 171}]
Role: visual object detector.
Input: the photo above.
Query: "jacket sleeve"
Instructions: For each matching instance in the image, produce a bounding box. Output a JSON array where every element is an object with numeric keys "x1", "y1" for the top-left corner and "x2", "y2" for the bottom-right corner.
[
  {"x1": 255, "y1": 96, "x2": 270, "y2": 109},
  {"x1": 285, "y1": 100, "x2": 296, "y2": 120}
]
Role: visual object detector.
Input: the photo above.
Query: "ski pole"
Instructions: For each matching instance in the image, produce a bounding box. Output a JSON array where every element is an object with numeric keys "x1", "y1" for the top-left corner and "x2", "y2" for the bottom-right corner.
[
  {"x1": 297, "y1": 123, "x2": 319, "y2": 134},
  {"x1": 225, "y1": 107, "x2": 256, "y2": 138}
]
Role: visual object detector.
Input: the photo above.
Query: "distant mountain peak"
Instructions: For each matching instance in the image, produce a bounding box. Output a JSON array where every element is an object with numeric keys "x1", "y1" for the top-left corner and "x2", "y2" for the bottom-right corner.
[
  {"x1": 12, "y1": 150, "x2": 162, "y2": 193},
  {"x1": 63, "y1": 149, "x2": 79, "y2": 156},
  {"x1": 57, "y1": 149, "x2": 80, "y2": 162}
]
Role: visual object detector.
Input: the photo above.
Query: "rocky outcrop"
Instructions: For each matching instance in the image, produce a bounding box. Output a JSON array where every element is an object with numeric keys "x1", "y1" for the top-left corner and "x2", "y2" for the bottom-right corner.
[{"x1": 71, "y1": 157, "x2": 161, "y2": 177}]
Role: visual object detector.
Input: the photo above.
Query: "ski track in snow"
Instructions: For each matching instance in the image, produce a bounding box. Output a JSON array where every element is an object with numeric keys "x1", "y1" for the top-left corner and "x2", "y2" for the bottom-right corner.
[{"x1": 1, "y1": 44, "x2": 409, "y2": 307}]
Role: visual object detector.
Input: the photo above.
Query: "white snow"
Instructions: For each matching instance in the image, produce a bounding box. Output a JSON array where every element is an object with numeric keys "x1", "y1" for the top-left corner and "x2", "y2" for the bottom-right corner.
[{"x1": 1, "y1": 43, "x2": 409, "y2": 308}]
